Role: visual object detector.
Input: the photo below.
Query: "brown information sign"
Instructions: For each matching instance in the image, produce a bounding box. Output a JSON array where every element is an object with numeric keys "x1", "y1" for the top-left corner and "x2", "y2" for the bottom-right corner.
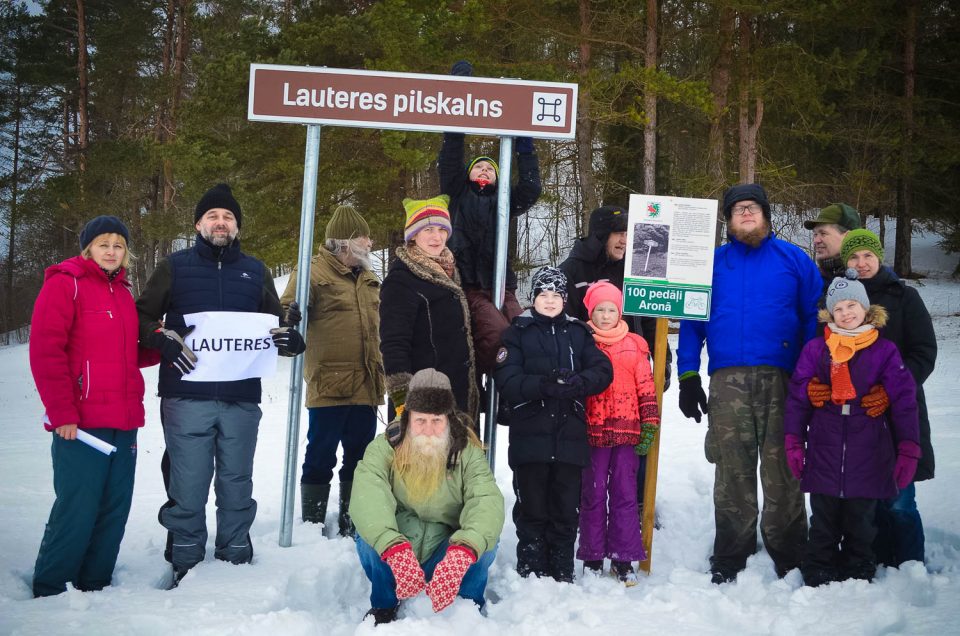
[{"x1": 248, "y1": 64, "x2": 578, "y2": 139}]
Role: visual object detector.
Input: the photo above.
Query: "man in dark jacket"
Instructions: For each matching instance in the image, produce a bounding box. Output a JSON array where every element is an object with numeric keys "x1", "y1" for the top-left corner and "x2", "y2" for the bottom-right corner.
[
  {"x1": 137, "y1": 183, "x2": 305, "y2": 586},
  {"x1": 494, "y1": 266, "x2": 613, "y2": 582},
  {"x1": 677, "y1": 183, "x2": 822, "y2": 584},
  {"x1": 440, "y1": 61, "x2": 542, "y2": 375},
  {"x1": 560, "y1": 206, "x2": 669, "y2": 370},
  {"x1": 804, "y1": 202, "x2": 861, "y2": 297}
]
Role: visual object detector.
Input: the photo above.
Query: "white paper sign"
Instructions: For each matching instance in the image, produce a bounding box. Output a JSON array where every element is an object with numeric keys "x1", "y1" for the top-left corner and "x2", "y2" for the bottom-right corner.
[
  {"x1": 622, "y1": 194, "x2": 718, "y2": 320},
  {"x1": 182, "y1": 311, "x2": 280, "y2": 382}
]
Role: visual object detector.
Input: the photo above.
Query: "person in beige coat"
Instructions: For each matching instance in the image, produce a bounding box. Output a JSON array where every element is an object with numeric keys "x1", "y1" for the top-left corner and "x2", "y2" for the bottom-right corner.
[{"x1": 280, "y1": 205, "x2": 385, "y2": 535}]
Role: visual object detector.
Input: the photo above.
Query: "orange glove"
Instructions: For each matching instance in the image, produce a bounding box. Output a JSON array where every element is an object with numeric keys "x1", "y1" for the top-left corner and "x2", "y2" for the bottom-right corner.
[
  {"x1": 807, "y1": 377, "x2": 831, "y2": 408},
  {"x1": 861, "y1": 384, "x2": 890, "y2": 418}
]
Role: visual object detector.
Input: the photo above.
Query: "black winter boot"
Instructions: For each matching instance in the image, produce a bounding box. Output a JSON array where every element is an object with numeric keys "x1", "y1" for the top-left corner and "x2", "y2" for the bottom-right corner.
[
  {"x1": 301, "y1": 483, "x2": 331, "y2": 525},
  {"x1": 338, "y1": 481, "x2": 355, "y2": 537}
]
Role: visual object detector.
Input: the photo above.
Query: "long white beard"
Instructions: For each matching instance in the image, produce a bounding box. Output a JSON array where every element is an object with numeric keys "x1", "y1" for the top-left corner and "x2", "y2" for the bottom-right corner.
[{"x1": 394, "y1": 429, "x2": 451, "y2": 504}]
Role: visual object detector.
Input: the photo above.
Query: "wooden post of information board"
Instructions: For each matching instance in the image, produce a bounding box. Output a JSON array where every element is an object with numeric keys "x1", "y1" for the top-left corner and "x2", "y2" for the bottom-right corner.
[{"x1": 638, "y1": 316, "x2": 668, "y2": 574}]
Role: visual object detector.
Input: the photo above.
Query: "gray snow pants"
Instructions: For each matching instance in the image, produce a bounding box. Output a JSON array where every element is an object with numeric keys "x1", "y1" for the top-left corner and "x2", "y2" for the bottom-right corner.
[{"x1": 159, "y1": 398, "x2": 261, "y2": 571}]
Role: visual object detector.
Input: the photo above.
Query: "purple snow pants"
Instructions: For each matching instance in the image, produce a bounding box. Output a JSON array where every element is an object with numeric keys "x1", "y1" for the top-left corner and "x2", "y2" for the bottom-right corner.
[{"x1": 577, "y1": 444, "x2": 646, "y2": 562}]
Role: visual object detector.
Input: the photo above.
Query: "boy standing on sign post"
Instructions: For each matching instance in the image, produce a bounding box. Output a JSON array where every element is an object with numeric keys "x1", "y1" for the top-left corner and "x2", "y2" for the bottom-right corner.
[{"x1": 439, "y1": 60, "x2": 542, "y2": 376}]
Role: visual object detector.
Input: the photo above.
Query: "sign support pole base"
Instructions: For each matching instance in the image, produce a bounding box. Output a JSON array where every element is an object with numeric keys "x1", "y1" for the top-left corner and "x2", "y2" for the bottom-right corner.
[{"x1": 638, "y1": 317, "x2": 668, "y2": 574}]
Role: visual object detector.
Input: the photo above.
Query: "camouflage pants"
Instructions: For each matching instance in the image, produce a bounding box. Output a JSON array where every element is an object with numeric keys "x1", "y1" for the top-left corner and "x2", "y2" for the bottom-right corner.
[{"x1": 705, "y1": 366, "x2": 807, "y2": 576}]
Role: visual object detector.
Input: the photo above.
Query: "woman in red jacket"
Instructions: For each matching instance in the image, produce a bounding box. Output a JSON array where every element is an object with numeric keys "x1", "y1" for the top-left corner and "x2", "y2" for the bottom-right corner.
[{"x1": 29, "y1": 216, "x2": 156, "y2": 597}]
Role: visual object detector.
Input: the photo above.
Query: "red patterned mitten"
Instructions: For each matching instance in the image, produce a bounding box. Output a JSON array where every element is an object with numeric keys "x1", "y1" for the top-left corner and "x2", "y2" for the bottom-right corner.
[
  {"x1": 425, "y1": 544, "x2": 477, "y2": 612},
  {"x1": 382, "y1": 542, "x2": 426, "y2": 600}
]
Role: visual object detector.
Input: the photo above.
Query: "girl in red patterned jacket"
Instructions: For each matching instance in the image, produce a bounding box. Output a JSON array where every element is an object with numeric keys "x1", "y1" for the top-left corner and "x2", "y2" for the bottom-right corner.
[
  {"x1": 577, "y1": 281, "x2": 660, "y2": 585},
  {"x1": 28, "y1": 216, "x2": 157, "y2": 597}
]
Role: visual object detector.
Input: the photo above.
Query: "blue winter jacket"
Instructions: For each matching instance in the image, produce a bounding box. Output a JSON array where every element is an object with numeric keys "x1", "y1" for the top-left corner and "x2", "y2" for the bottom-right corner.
[{"x1": 677, "y1": 233, "x2": 822, "y2": 376}]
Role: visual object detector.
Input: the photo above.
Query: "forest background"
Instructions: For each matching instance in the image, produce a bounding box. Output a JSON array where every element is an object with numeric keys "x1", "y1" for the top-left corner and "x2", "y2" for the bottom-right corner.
[{"x1": 2, "y1": 0, "x2": 959, "y2": 338}]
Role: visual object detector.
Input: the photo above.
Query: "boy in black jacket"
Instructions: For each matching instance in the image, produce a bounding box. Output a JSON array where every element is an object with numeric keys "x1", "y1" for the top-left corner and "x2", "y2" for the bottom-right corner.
[{"x1": 494, "y1": 266, "x2": 613, "y2": 582}]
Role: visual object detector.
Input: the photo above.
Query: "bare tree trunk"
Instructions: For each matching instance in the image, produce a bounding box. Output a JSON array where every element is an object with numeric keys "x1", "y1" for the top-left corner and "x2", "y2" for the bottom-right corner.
[
  {"x1": 709, "y1": 6, "x2": 736, "y2": 245},
  {"x1": 75, "y1": 0, "x2": 89, "y2": 186},
  {"x1": 575, "y1": 0, "x2": 598, "y2": 225},
  {"x1": 642, "y1": 0, "x2": 658, "y2": 195},
  {"x1": 5, "y1": 80, "x2": 22, "y2": 331},
  {"x1": 895, "y1": 0, "x2": 916, "y2": 277},
  {"x1": 736, "y1": 13, "x2": 763, "y2": 184}
]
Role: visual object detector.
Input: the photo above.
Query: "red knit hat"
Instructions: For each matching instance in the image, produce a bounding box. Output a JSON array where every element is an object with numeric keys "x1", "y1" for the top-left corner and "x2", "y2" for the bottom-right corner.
[{"x1": 583, "y1": 281, "x2": 623, "y2": 316}]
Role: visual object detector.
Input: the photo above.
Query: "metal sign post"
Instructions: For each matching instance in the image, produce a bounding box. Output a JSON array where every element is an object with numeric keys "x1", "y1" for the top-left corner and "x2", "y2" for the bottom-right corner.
[
  {"x1": 278, "y1": 124, "x2": 321, "y2": 548},
  {"x1": 483, "y1": 136, "x2": 514, "y2": 470}
]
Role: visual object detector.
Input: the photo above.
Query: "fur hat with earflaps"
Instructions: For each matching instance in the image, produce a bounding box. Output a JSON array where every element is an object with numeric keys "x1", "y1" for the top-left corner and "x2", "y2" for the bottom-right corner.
[{"x1": 385, "y1": 368, "x2": 479, "y2": 465}]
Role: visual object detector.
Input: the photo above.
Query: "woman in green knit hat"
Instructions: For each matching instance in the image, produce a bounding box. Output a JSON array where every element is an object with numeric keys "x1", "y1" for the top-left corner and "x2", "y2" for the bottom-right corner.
[{"x1": 841, "y1": 228, "x2": 937, "y2": 568}]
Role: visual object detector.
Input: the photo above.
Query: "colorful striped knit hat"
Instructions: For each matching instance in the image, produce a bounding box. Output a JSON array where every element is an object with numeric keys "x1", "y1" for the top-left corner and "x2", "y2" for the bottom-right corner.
[
  {"x1": 840, "y1": 228, "x2": 884, "y2": 265},
  {"x1": 403, "y1": 195, "x2": 452, "y2": 242}
]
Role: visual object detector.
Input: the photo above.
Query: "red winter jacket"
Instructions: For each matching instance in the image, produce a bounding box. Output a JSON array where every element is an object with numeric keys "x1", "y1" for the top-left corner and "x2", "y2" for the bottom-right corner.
[
  {"x1": 586, "y1": 327, "x2": 659, "y2": 447},
  {"x1": 29, "y1": 256, "x2": 157, "y2": 431}
]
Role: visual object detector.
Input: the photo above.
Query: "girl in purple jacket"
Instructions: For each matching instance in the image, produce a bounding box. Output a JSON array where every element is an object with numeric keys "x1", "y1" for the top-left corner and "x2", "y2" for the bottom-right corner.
[{"x1": 784, "y1": 270, "x2": 919, "y2": 588}]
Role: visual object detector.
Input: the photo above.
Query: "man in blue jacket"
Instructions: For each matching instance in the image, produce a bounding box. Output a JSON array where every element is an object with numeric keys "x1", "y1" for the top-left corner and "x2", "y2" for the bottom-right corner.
[{"x1": 676, "y1": 183, "x2": 821, "y2": 584}]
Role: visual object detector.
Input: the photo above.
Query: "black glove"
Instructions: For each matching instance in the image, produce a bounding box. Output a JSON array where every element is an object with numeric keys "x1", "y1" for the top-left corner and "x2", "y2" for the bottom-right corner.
[
  {"x1": 663, "y1": 361, "x2": 672, "y2": 392},
  {"x1": 540, "y1": 377, "x2": 581, "y2": 400},
  {"x1": 450, "y1": 60, "x2": 473, "y2": 76},
  {"x1": 556, "y1": 368, "x2": 585, "y2": 390},
  {"x1": 516, "y1": 136, "x2": 535, "y2": 154},
  {"x1": 270, "y1": 327, "x2": 306, "y2": 357},
  {"x1": 150, "y1": 326, "x2": 197, "y2": 375},
  {"x1": 282, "y1": 301, "x2": 302, "y2": 327},
  {"x1": 678, "y1": 373, "x2": 708, "y2": 423}
]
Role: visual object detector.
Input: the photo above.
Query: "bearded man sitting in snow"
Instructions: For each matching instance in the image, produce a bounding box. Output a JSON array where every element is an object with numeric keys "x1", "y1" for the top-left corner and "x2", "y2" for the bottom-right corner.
[{"x1": 351, "y1": 368, "x2": 504, "y2": 625}]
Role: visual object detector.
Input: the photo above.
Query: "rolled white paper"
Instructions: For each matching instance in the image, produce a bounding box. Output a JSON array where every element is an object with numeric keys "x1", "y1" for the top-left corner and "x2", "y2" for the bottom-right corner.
[{"x1": 76, "y1": 430, "x2": 117, "y2": 455}]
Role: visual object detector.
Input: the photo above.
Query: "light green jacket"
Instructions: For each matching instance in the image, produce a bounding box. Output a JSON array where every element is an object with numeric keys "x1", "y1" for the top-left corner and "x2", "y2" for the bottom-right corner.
[{"x1": 351, "y1": 434, "x2": 505, "y2": 562}]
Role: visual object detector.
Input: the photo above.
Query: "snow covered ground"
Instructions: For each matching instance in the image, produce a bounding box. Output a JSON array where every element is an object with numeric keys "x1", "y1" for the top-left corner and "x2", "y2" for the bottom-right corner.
[{"x1": 1, "y1": 228, "x2": 958, "y2": 635}]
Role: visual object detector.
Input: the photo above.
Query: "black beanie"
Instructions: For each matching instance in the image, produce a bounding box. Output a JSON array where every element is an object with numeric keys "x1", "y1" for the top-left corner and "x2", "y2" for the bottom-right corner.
[
  {"x1": 587, "y1": 205, "x2": 628, "y2": 241},
  {"x1": 195, "y1": 183, "x2": 242, "y2": 228},
  {"x1": 79, "y1": 215, "x2": 130, "y2": 250},
  {"x1": 721, "y1": 183, "x2": 770, "y2": 220}
]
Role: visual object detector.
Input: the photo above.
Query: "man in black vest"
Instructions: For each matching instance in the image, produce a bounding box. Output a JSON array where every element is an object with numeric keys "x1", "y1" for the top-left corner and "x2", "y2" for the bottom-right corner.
[{"x1": 137, "y1": 184, "x2": 305, "y2": 586}]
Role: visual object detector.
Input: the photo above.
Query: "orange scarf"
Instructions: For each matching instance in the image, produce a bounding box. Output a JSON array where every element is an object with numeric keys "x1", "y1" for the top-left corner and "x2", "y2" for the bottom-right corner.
[
  {"x1": 823, "y1": 325, "x2": 878, "y2": 404},
  {"x1": 588, "y1": 319, "x2": 630, "y2": 345}
]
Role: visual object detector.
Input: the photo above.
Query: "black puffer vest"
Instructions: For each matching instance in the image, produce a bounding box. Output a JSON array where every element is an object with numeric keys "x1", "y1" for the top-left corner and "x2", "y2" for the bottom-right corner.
[{"x1": 159, "y1": 237, "x2": 268, "y2": 403}]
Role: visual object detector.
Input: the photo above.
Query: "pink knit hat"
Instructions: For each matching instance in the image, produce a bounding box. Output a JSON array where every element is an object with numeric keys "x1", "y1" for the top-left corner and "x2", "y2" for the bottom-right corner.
[{"x1": 583, "y1": 281, "x2": 623, "y2": 316}]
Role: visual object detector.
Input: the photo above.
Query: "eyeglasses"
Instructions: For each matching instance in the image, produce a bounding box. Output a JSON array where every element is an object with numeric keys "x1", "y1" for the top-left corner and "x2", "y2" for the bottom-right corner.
[{"x1": 731, "y1": 203, "x2": 763, "y2": 216}]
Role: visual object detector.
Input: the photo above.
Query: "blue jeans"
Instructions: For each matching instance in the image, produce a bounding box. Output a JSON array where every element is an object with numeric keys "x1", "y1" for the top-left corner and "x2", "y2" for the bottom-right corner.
[
  {"x1": 301, "y1": 405, "x2": 376, "y2": 485},
  {"x1": 355, "y1": 536, "x2": 497, "y2": 609},
  {"x1": 874, "y1": 482, "x2": 925, "y2": 566}
]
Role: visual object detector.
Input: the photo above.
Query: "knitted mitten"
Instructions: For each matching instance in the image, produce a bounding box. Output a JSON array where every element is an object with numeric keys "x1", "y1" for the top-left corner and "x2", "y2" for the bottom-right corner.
[
  {"x1": 861, "y1": 384, "x2": 890, "y2": 418},
  {"x1": 806, "y1": 377, "x2": 831, "y2": 408},
  {"x1": 425, "y1": 545, "x2": 476, "y2": 612},
  {"x1": 381, "y1": 542, "x2": 426, "y2": 600},
  {"x1": 635, "y1": 422, "x2": 659, "y2": 456}
]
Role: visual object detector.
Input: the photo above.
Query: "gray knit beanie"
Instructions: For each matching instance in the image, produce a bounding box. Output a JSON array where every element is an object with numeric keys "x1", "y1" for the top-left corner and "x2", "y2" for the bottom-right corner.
[{"x1": 825, "y1": 268, "x2": 871, "y2": 315}]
